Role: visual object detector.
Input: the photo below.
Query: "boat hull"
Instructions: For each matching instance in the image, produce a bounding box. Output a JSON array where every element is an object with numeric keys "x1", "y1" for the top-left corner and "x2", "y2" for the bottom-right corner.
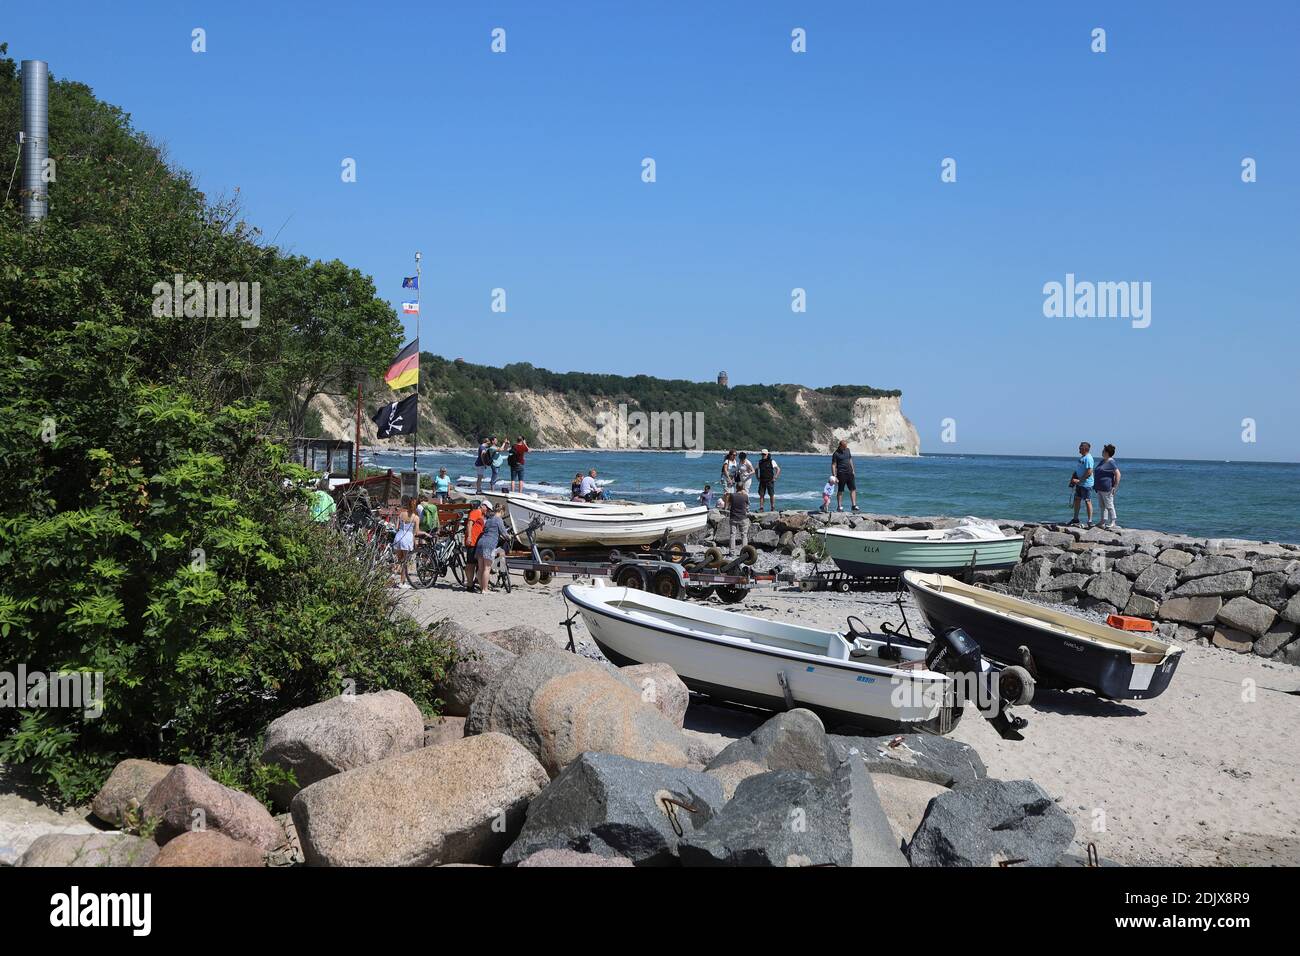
[
  {"x1": 502, "y1": 498, "x2": 707, "y2": 546},
  {"x1": 904, "y1": 572, "x2": 1182, "y2": 700},
  {"x1": 567, "y1": 587, "x2": 958, "y2": 734},
  {"x1": 822, "y1": 529, "x2": 1024, "y2": 577}
]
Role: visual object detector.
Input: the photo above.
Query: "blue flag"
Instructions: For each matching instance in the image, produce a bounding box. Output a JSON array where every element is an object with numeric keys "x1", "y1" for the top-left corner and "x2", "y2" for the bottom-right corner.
[{"x1": 402, "y1": 276, "x2": 418, "y2": 289}]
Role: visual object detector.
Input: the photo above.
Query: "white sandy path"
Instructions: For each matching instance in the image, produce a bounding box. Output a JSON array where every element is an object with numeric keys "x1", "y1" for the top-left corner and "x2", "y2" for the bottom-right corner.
[{"x1": 402, "y1": 576, "x2": 1300, "y2": 866}]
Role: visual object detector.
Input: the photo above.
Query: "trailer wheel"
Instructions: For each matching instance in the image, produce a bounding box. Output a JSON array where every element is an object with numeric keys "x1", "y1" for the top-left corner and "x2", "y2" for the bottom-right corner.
[
  {"x1": 652, "y1": 570, "x2": 682, "y2": 600},
  {"x1": 703, "y1": 546, "x2": 725, "y2": 569},
  {"x1": 835, "y1": 579, "x2": 852, "y2": 593},
  {"x1": 538, "y1": 571, "x2": 553, "y2": 585},
  {"x1": 665, "y1": 542, "x2": 687, "y2": 563},
  {"x1": 614, "y1": 565, "x2": 646, "y2": 590},
  {"x1": 523, "y1": 569, "x2": 541, "y2": 585},
  {"x1": 738, "y1": 545, "x2": 759, "y2": 567},
  {"x1": 716, "y1": 585, "x2": 747, "y2": 604},
  {"x1": 686, "y1": 585, "x2": 715, "y2": 600},
  {"x1": 997, "y1": 665, "x2": 1035, "y2": 707},
  {"x1": 539, "y1": 549, "x2": 556, "y2": 565},
  {"x1": 799, "y1": 578, "x2": 818, "y2": 591}
]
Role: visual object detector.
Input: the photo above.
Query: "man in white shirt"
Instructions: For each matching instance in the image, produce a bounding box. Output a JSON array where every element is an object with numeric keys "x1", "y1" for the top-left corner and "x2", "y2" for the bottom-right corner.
[{"x1": 578, "y1": 469, "x2": 602, "y2": 501}]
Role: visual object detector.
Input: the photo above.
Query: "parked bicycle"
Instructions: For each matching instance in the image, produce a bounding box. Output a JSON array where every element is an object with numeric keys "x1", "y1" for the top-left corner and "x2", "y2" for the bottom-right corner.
[{"x1": 415, "y1": 517, "x2": 467, "y2": 587}]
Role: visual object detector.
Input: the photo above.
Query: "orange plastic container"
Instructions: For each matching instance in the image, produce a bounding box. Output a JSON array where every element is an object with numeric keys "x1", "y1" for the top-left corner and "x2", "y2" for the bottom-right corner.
[{"x1": 1107, "y1": 613, "x2": 1155, "y2": 632}]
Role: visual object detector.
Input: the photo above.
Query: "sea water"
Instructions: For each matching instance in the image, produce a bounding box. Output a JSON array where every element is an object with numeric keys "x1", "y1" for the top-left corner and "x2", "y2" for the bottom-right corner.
[{"x1": 367, "y1": 449, "x2": 1300, "y2": 544}]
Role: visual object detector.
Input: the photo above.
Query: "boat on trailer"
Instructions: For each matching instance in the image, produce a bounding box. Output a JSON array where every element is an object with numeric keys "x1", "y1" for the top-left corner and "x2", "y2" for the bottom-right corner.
[
  {"x1": 563, "y1": 584, "x2": 1033, "y2": 735},
  {"x1": 903, "y1": 570, "x2": 1183, "y2": 700},
  {"x1": 819, "y1": 524, "x2": 1025, "y2": 578},
  {"x1": 487, "y1": 494, "x2": 708, "y2": 547}
]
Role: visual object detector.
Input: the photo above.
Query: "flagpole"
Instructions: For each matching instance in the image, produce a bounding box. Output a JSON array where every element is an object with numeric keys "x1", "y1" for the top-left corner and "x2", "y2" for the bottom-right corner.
[{"x1": 413, "y1": 250, "x2": 421, "y2": 473}]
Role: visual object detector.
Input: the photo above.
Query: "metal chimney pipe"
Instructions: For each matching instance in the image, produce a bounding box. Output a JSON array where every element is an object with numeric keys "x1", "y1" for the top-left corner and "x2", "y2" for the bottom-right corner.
[{"x1": 21, "y1": 59, "x2": 49, "y2": 222}]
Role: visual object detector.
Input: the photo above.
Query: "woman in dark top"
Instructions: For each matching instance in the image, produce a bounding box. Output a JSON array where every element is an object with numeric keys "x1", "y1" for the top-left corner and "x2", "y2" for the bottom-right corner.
[
  {"x1": 831, "y1": 439, "x2": 859, "y2": 512},
  {"x1": 1094, "y1": 444, "x2": 1122, "y2": 529}
]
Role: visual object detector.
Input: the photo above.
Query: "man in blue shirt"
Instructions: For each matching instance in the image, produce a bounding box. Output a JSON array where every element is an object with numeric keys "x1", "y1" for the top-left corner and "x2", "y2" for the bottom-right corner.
[{"x1": 1068, "y1": 441, "x2": 1095, "y2": 527}]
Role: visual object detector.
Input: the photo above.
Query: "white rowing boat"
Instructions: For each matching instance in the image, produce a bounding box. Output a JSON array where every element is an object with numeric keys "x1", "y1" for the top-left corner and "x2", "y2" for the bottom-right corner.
[
  {"x1": 563, "y1": 584, "x2": 965, "y2": 733},
  {"x1": 490, "y1": 495, "x2": 708, "y2": 546}
]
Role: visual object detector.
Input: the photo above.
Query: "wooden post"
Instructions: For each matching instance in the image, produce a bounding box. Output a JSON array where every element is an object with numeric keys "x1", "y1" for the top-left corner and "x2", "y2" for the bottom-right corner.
[{"x1": 354, "y1": 383, "x2": 362, "y2": 481}]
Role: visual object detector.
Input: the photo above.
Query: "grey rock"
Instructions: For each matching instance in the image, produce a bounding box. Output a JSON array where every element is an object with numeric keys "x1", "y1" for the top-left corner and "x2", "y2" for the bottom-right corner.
[
  {"x1": 517, "y1": 848, "x2": 635, "y2": 867},
  {"x1": 1113, "y1": 552, "x2": 1156, "y2": 578},
  {"x1": 438, "y1": 621, "x2": 518, "y2": 718},
  {"x1": 1287, "y1": 570, "x2": 1300, "y2": 595},
  {"x1": 141, "y1": 764, "x2": 283, "y2": 851},
  {"x1": 1249, "y1": 572, "x2": 1291, "y2": 610},
  {"x1": 829, "y1": 733, "x2": 986, "y2": 788},
  {"x1": 1072, "y1": 551, "x2": 1107, "y2": 574},
  {"x1": 705, "y1": 709, "x2": 836, "y2": 799},
  {"x1": 479, "y1": 624, "x2": 556, "y2": 655},
  {"x1": 749, "y1": 528, "x2": 780, "y2": 549},
  {"x1": 1123, "y1": 593, "x2": 1160, "y2": 618},
  {"x1": 1033, "y1": 529, "x2": 1074, "y2": 548},
  {"x1": 1133, "y1": 563, "x2": 1178, "y2": 597},
  {"x1": 1253, "y1": 621, "x2": 1296, "y2": 658},
  {"x1": 262, "y1": 690, "x2": 425, "y2": 805},
  {"x1": 619, "y1": 662, "x2": 690, "y2": 728},
  {"x1": 18, "y1": 832, "x2": 159, "y2": 867},
  {"x1": 502, "y1": 753, "x2": 725, "y2": 867},
  {"x1": 1085, "y1": 572, "x2": 1132, "y2": 609},
  {"x1": 1215, "y1": 597, "x2": 1277, "y2": 639},
  {"x1": 1025, "y1": 546, "x2": 1064, "y2": 560},
  {"x1": 1170, "y1": 570, "x2": 1252, "y2": 598},
  {"x1": 1049, "y1": 573, "x2": 1091, "y2": 596},
  {"x1": 905, "y1": 778, "x2": 1075, "y2": 868},
  {"x1": 1281, "y1": 593, "x2": 1300, "y2": 625},
  {"x1": 1179, "y1": 555, "x2": 1249, "y2": 581},
  {"x1": 1157, "y1": 595, "x2": 1223, "y2": 626},
  {"x1": 1008, "y1": 557, "x2": 1053, "y2": 592},
  {"x1": 1157, "y1": 549, "x2": 1195, "y2": 569},
  {"x1": 423, "y1": 715, "x2": 467, "y2": 748},
  {"x1": 1211, "y1": 627, "x2": 1254, "y2": 654}
]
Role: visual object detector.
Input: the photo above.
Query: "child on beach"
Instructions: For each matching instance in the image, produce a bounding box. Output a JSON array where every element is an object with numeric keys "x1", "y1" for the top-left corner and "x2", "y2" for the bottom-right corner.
[
  {"x1": 820, "y1": 475, "x2": 837, "y2": 513},
  {"x1": 698, "y1": 484, "x2": 714, "y2": 509}
]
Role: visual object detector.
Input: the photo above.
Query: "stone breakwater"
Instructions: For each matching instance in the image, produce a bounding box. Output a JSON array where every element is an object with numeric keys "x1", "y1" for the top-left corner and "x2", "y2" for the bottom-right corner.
[{"x1": 698, "y1": 509, "x2": 1300, "y2": 666}]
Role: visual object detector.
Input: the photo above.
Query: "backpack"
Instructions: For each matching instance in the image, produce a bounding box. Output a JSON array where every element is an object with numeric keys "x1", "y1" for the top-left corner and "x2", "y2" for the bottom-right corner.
[
  {"x1": 507, "y1": 449, "x2": 518, "y2": 469},
  {"x1": 420, "y1": 503, "x2": 439, "y2": 532},
  {"x1": 465, "y1": 508, "x2": 485, "y2": 547}
]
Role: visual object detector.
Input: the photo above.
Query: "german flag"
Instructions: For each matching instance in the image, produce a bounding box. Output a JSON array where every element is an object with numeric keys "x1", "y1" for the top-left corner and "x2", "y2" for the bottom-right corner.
[{"x1": 384, "y1": 339, "x2": 419, "y2": 390}]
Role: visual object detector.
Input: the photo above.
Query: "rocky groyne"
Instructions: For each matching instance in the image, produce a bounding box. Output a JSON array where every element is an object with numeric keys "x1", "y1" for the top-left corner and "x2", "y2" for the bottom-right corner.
[{"x1": 699, "y1": 509, "x2": 1300, "y2": 665}]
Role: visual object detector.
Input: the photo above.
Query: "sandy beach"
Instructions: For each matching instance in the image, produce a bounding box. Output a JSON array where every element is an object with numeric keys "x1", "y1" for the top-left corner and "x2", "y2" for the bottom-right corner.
[{"x1": 403, "y1": 574, "x2": 1300, "y2": 866}]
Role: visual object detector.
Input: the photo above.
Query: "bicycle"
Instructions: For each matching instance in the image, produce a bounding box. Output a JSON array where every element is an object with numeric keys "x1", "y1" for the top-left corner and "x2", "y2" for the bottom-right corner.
[{"x1": 415, "y1": 518, "x2": 467, "y2": 587}]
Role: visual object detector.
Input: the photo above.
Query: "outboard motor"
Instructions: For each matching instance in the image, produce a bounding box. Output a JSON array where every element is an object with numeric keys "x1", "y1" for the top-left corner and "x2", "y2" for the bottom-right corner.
[{"x1": 924, "y1": 627, "x2": 983, "y2": 676}]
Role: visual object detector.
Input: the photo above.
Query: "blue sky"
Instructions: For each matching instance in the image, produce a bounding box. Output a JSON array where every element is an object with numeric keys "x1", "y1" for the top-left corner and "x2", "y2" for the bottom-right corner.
[{"x1": 5, "y1": 1, "x2": 1298, "y2": 460}]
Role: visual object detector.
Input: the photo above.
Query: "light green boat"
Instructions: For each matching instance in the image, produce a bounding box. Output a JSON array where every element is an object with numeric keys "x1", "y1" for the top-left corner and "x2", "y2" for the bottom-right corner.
[{"x1": 818, "y1": 526, "x2": 1025, "y2": 577}]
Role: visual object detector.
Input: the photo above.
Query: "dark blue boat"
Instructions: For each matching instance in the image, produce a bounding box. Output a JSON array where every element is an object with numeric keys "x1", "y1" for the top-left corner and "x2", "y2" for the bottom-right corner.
[{"x1": 903, "y1": 570, "x2": 1183, "y2": 701}]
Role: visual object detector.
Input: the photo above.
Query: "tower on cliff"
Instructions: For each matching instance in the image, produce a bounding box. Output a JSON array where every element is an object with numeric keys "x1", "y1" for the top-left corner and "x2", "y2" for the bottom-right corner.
[{"x1": 717, "y1": 371, "x2": 728, "y2": 388}]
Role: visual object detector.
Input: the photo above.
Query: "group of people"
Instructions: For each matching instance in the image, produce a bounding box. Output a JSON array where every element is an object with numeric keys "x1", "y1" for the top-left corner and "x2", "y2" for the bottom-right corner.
[
  {"x1": 1068, "y1": 441, "x2": 1122, "y2": 529},
  {"x1": 474, "y1": 435, "x2": 531, "y2": 494},
  {"x1": 570, "y1": 468, "x2": 607, "y2": 501},
  {"x1": 387, "y1": 492, "x2": 510, "y2": 592},
  {"x1": 696, "y1": 449, "x2": 784, "y2": 554}
]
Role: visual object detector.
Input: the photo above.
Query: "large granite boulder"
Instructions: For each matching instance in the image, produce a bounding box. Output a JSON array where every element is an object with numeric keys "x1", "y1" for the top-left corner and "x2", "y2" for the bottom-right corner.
[
  {"x1": 18, "y1": 832, "x2": 159, "y2": 867},
  {"x1": 423, "y1": 715, "x2": 467, "y2": 748},
  {"x1": 1281, "y1": 593, "x2": 1300, "y2": 626},
  {"x1": 1157, "y1": 549, "x2": 1195, "y2": 569},
  {"x1": 140, "y1": 764, "x2": 282, "y2": 851},
  {"x1": 1249, "y1": 572, "x2": 1292, "y2": 610},
  {"x1": 91, "y1": 758, "x2": 172, "y2": 828},
  {"x1": 705, "y1": 709, "x2": 837, "y2": 799},
  {"x1": 292, "y1": 732, "x2": 548, "y2": 867},
  {"x1": 438, "y1": 622, "x2": 517, "y2": 717},
  {"x1": 829, "y1": 733, "x2": 986, "y2": 789},
  {"x1": 905, "y1": 778, "x2": 1075, "y2": 867},
  {"x1": 1253, "y1": 621, "x2": 1297, "y2": 658},
  {"x1": 1179, "y1": 555, "x2": 1249, "y2": 581},
  {"x1": 502, "y1": 753, "x2": 725, "y2": 867},
  {"x1": 262, "y1": 690, "x2": 424, "y2": 805},
  {"x1": 1085, "y1": 572, "x2": 1131, "y2": 609},
  {"x1": 619, "y1": 663, "x2": 690, "y2": 728},
  {"x1": 1215, "y1": 597, "x2": 1277, "y2": 639},
  {"x1": 1170, "y1": 570, "x2": 1252, "y2": 598},
  {"x1": 466, "y1": 649, "x2": 691, "y2": 777},
  {"x1": 1123, "y1": 593, "x2": 1160, "y2": 618},
  {"x1": 151, "y1": 830, "x2": 266, "y2": 867},
  {"x1": 1133, "y1": 563, "x2": 1178, "y2": 597},
  {"x1": 1008, "y1": 557, "x2": 1053, "y2": 592},
  {"x1": 679, "y1": 761, "x2": 906, "y2": 867},
  {"x1": 1158, "y1": 595, "x2": 1222, "y2": 626},
  {"x1": 1113, "y1": 552, "x2": 1156, "y2": 578}
]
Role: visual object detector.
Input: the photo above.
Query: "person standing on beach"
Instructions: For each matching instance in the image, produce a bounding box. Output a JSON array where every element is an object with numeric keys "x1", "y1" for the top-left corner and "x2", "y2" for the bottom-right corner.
[
  {"x1": 473, "y1": 502, "x2": 510, "y2": 593},
  {"x1": 755, "y1": 449, "x2": 780, "y2": 511},
  {"x1": 474, "y1": 437, "x2": 491, "y2": 494},
  {"x1": 698, "y1": 483, "x2": 714, "y2": 509},
  {"x1": 392, "y1": 496, "x2": 419, "y2": 588},
  {"x1": 735, "y1": 452, "x2": 756, "y2": 493},
  {"x1": 510, "y1": 435, "x2": 530, "y2": 492},
  {"x1": 831, "y1": 439, "x2": 859, "y2": 512},
  {"x1": 726, "y1": 482, "x2": 750, "y2": 553},
  {"x1": 433, "y1": 468, "x2": 451, "y2": 502},
  {"x1": 1094, "y1": 444, "x2": 1121, "y2": 529},
  {"x1": 720, "y1": 450, "x2": 738, "y2": 493},
  {"x1": 1068, "y1": 441, "x2": 1095, "y2": 527},
  {"x1": 489, "y1": 438, "x2": 508, "y2": 491}
]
